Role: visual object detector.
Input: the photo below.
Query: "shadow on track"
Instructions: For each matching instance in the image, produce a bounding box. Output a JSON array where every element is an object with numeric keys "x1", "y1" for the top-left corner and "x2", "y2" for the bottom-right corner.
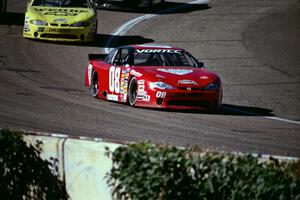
[
  {"x1": 27, "y1": 33, "x2": 154, "y2": 48},
  {"x1": 219, "y1": 104, "x2": 275, "y2": 117},
  {"x1": 97, "y1": 2, "x2": 210, "y2": 14},
  {"x1": 88, "y1": 33, "x2": 154, "y2": 47},
  {"x1": 135, "y1": 103, "x2": 275, "y2": 117},
  {"x1": 0, "y1": 12, "x2": 24, "y2": 25}
]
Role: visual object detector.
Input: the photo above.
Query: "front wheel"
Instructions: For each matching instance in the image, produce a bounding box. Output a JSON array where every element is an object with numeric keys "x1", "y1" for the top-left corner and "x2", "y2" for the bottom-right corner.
[{"x1": 128, "y1": 77, "x2": 137, "y2": 106}]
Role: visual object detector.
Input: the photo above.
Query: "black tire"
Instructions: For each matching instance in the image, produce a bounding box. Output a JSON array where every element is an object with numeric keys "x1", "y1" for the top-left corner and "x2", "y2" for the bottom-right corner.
[
  {"x1": 128, "y1": 77, "x2": 137, "y2": 106},
  {"x1": 90, "y1": 71, "x2": 99, "y2": 98}
]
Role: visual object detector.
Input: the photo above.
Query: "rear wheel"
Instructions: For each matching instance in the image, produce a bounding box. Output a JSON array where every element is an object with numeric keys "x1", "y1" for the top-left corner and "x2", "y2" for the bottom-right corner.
[
  {"x1": 128, "y1": 77, "x2": 137, "y2": 106},
  {"x1": 90, "y1": 71, "x2": 99, "y2": 98}
]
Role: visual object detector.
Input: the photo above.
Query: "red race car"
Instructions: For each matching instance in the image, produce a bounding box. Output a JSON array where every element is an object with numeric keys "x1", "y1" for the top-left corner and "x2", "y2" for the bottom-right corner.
[{"x1": 85, "y1": 44, "x2": 222, "y2": 111}]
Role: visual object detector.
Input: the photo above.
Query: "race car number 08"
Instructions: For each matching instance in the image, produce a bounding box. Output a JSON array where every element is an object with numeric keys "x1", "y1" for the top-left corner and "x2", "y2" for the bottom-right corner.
[
  {"x1": 156, "y1": 91, "x2": 166, "y2": 98},
  {"x1": 109, "y1": 66, "x2": 121, "y2": 94}
]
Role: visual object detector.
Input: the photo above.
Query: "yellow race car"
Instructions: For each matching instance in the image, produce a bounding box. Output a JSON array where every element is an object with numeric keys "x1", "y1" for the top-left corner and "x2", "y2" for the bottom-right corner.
[{"x1": 23, "y1": 0, "x2": 97, "y2": 42}]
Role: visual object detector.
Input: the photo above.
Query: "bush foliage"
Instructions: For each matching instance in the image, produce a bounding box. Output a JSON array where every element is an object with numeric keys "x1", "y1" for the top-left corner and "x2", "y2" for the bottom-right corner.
[
  {"x1": 0, "y1": 129, "x2": 69, "y2": 200},
  {"x1": 106, "y1": 142, "x2": 300, "y2": 200}
]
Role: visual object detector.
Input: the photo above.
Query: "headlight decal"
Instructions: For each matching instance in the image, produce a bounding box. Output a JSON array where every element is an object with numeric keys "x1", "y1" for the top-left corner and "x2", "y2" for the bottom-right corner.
[
  {"x1": 202, "y1": 83, "x2": 219, "y2": 91},
  {"x1": 149, "y1": 82, "x2": 174, "y2": 90},
  {"x1": 30, "y1": 19, "x2": 48, "y2": 26}
]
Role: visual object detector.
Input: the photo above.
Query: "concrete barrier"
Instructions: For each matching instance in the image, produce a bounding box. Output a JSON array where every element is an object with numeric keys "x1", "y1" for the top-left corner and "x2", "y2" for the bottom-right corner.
[
  {"x1": 23, "y1": 131, "x2": 298, "y2": 200},
  {"x1": 24, "y1": 134, "x2": 121, "y2": 200}
]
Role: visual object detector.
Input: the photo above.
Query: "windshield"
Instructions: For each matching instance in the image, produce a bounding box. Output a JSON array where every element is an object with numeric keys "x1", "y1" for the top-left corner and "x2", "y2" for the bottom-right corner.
[
  {"x1": 133, "y1": 50, "x2": 201, "y2": 68},
  {"x1": 32, "y1": 0, "x2": 89, "y2": 7}
]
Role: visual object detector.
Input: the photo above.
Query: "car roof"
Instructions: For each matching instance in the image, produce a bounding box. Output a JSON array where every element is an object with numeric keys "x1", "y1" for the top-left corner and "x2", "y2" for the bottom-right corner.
[{"x1": 127, "y1": 44, "x2": 183, "y2": 51}]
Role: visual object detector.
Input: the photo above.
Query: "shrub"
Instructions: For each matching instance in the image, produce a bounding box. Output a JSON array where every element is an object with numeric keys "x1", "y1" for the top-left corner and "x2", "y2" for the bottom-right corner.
[
  {"x1": 106, "y1": 142, "x2": 300, "y2": 200},
  {"x1": 0, "y1": 129, "x2": 69, "y2": 200}
]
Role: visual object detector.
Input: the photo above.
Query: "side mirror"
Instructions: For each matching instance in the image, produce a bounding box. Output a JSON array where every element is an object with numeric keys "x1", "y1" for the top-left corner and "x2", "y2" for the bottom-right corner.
[
  {"x1": 122, "y1": 60, "x2": 129, "y2": 66},
  {"x1": 198, "y1": 62, "x2": 204, "y2": 68}
]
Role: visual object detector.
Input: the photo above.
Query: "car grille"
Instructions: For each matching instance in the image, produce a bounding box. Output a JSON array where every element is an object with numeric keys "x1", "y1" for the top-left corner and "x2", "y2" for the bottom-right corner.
[
  {"x1": 50, "y1": 23, "x2": 70, "y2": 27},
  {"x1": 167, "y1": 100, "x2": 210, "y2": 107},
  {"x1": 171, "y1": 93, "x2": 202, "y2": 98},
  {"x1": 40, "y1": 34, "x2": 78, "y2": 39},
  {"x1": 177, "y1": 87, "x2": 201, "y2": 91}
]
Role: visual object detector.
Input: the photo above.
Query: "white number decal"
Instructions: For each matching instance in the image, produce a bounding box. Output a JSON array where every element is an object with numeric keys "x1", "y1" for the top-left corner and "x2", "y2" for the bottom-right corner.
[
  {"x1": 109, "y1": 66, "x2": 121, "y2": 93},
  {"x1": 109, "y1": 66, "x2": 115, "y2": 92},
  {"x1": 87, "y1": 64, "x2": 93, "y2": 85},
  {"x1": 156, "y1": 91, "x2": 166, "y2": 98}
]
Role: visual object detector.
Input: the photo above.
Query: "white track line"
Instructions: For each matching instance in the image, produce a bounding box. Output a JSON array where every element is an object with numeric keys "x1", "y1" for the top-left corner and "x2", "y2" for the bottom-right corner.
[
  {"x1": 265, "y1": 116, "x2": 300, "y2": 125},
  {"x1": 222, "y1": 105, "x2": 300, "y2": 125},
  {"x1": 104, "y1": 0, "x2": 209, "y2": 53}
]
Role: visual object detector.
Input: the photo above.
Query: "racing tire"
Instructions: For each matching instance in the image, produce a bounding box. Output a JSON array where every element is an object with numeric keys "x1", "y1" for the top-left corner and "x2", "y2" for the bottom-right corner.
[
  {"x1": 128, "y1": 77, "x2": 137, "y2": 106},
  {"x1": 90, "y1": 71, "x2": 99, "y2": 98}
]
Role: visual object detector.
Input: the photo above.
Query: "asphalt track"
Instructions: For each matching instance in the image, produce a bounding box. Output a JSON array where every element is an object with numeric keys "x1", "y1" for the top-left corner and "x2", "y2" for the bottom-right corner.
[{"x1": 0, "y1": 0, "x2": 299, "y2": 156}]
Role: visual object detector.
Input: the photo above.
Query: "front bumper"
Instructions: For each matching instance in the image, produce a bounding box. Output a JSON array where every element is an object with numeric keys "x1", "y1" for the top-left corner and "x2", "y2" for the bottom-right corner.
[
  {"x1": 23, "y1": 22, "x2": 97, "y2": 42},
  {"x1": 135, "y1": 89, "x2": 222, "y2": 111}
]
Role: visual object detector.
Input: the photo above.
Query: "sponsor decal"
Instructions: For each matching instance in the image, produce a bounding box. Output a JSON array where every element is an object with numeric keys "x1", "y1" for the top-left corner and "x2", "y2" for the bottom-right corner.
[
  {"x1": 107, "y1": 94, "x2": 118, "y2": 101},
  {"x1": 137, "y1": 91, "x2": 147, "y2": 96},
  {"x1": 49, "y1": 28, "x2": 71, "y2": 33},
  {"x1": 138, "y1": 85, "x2": 145, "y2": 92},
  {"x1": 156, "y1": 74, "x2": 166, "y2": 79},
  {"x1": 143, "y1": 95, "x2": 150, "y2": 101},
  {"x1": 137, "y1": 94, "x2": 150, "y2": 101},
  {"x1": 157, "y1": 69, "x2": 193, "y2": 75},
  {"x1": 130, "y1": 70, "x2": 142, "y2": 77},
  {"x1": 34, "y1": 8, "x2": 88, "y2": 16},
  {"x1": 137, "y1": 95, "x2": 143, "y2": 100},
  {"x1": 137, "y1": 80, "x2": 145, "y2": 85},
  {"x1": 24, "y1": 17, "x2": 30, "y2": 32},
  {"x1": 135, "y1": 49, "x2": 182, "y2": 54},
  {"x1": 120, "y1": 70, "x2": 129, "y2": 102},
  {"x1": 178, "y1": 80, "x2": 198, "y2": 85}
]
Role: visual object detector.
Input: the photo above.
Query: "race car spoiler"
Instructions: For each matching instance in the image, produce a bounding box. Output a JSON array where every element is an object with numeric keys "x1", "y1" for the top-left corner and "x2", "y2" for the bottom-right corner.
[{"x1": 88, "y1": 54, "x2": 107, "y2": 60}]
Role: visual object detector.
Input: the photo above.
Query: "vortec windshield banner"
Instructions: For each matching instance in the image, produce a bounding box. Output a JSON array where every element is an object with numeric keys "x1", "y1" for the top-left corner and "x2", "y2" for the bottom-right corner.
[
  {"x1": 135, "y1": 49, "x2": 182, "y2": 54},
  {"x1": 34, "y1": 8, "x2": 88, "y2": 16}
]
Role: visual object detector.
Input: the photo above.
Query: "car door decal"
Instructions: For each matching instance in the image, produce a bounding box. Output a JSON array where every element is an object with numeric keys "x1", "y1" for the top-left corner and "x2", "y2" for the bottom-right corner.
[{"x1": 109, "y1": 66, "x2": 121, "y2": 94}]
